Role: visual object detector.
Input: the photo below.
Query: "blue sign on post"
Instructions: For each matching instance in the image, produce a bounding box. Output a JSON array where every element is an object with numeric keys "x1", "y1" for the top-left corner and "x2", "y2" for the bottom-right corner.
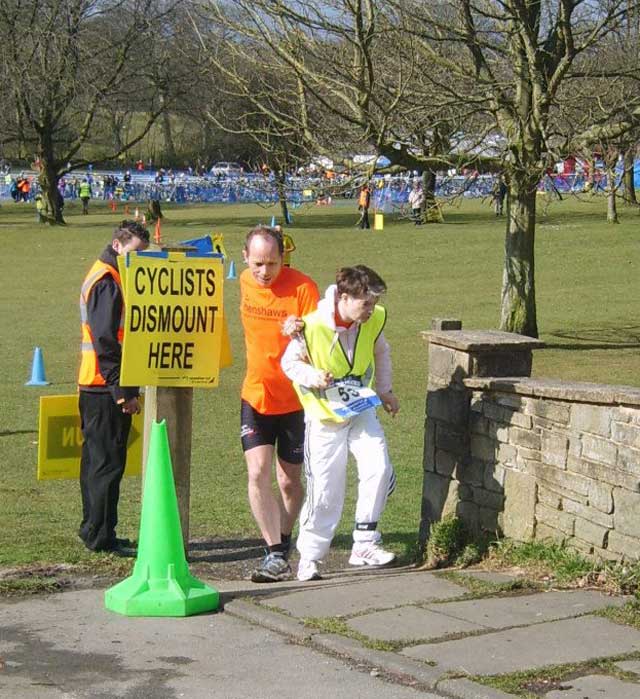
[{"x1": 177, "y1": 236, "x2": 214, "y2": 255}]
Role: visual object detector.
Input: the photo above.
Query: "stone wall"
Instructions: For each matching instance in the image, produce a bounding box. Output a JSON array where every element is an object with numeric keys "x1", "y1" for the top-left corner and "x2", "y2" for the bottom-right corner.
[{"x1": 420, "y1": 321, "x2": 640, "y2": 562}]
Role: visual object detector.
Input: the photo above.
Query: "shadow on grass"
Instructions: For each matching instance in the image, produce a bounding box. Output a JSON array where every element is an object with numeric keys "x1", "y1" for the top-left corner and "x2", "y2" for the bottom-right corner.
[
  {"x1": 0, "y1": 429, "x2": 37, "y2": 437},
  {"x1": 186, "y1": 532, "x2": 420, "y2": 564},
  {"x1": 332, "y1": 531, "x2": 420, "y2": 562},
  {"x1": 187, "y1": 212, "x2": 362, "y2": 230},
  {"x1": 188, "y1": 537, "x2": 264, "y2": 563},
  {"x1": 544, "y1": 325, "x2": 640, "y2": 351}
]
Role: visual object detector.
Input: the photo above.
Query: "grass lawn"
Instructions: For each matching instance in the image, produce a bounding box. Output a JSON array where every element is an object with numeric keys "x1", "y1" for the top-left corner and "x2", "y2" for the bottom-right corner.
[{"x1": 1, "y1": 194, "x2": 638, "y2": 571}]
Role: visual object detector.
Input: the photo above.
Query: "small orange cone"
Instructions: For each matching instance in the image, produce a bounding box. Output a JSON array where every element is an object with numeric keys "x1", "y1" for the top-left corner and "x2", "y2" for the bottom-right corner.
[
  {"x1": 110, "y1": 200, "x2": 117, "y2": 212},
  {"x1": 154, "y1": 218, "x2": 161, "y2": 244}
]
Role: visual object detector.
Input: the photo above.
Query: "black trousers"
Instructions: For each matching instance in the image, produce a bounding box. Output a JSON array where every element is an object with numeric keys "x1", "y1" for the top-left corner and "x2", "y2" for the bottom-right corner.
[
  {"x1": 359, "y1": 208, "x2": 370, "y2": 229},
  {"x1": 78, "y1": 392, "x2": 131, "y2": 551}
]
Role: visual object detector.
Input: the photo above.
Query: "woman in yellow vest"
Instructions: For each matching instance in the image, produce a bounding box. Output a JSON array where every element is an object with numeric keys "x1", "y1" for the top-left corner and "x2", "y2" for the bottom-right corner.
[
  {"x1": 281, "y1": 265, "x2": 399, "y2": 581},
  {"x1": 274, "y1": 225, "x2": 296, "y2": 267},
  {"x1": 79, "y1": 178, "x2": 92, "y2": 214}
]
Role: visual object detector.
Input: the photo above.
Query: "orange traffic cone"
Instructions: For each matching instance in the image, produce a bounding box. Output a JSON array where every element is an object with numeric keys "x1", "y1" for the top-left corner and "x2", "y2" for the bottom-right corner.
[
  {"x1": 154, "y1": 218, "x2": 161, "y2": 244},
  {"x1": 109, "y1": 200, "x2": 117, "y2": 212}
]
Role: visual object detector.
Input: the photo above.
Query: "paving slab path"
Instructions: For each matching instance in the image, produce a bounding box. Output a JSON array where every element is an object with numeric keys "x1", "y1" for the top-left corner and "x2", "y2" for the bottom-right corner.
[
  {"x1": 544, "y1": 674, "x2": 640, "y2": 699},
  {"x1": 265, "y1": 570, "x2": 467, "y2": 618},
  {"x1": 0, "y1": 589, "x2": 440, "y2": 699},
  {"x1": 228, "y1": 567, "x2": 640, "y2": 698},
  {"x1": 401, "y1": 616, "x2": 640, "y2": 674},
  {"x1": 2, "y1": 567, "x2": 640, "y2": 699},
  {"x1": 347, "y1": 589, "x2": 626, "y2": 641}
]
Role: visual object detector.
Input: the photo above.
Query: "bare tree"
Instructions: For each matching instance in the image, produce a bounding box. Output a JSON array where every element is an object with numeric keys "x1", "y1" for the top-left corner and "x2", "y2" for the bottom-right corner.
[
  {"x1": 0, "y1": 0, "x2": 176, "y2": 223},
  {"x1": 197, "y1": 0, "x2": 640, "y2": 335},
  {"x1": 396, "y1": 1, "x2": 640, "y2": 336},
  {"x1": 197, "y1": 1, "x2": 473, "y2": 188},
  {"x1": 553, "y1": 24, "x2": 640, "y2": 223},
  {"x1": 187, "y1": 14, "x2": 321, "y2": 220}
]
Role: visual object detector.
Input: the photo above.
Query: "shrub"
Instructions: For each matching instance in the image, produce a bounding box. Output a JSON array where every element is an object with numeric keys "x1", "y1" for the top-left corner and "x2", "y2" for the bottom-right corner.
[{"x1": 423, "y1": 515, "x2": 468, "y2": 568}]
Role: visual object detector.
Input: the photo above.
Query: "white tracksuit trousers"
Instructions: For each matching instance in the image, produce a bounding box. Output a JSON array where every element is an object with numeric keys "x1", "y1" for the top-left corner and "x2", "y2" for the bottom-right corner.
[{"x1": 296, "y1": 408, "x2": 395, "y2": 561}]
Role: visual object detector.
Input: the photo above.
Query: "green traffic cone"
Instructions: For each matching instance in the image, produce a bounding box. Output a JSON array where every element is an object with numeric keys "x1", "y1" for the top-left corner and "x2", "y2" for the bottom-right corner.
[{"x1": 105, "y1": 420, "x2": 219, "y2": 617}]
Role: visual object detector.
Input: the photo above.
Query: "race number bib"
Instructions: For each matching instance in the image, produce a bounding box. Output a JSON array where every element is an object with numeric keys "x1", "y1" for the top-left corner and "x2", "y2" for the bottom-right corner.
[{"x1": 326, "y1": 381, "x2": 381, "y2": 419}]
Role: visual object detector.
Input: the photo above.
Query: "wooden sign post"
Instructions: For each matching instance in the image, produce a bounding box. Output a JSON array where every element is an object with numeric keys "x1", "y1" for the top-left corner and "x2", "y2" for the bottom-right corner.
[
  {"x1": 142, "y1": 386, "x2": 193, "y2": 548},
  {"x1": 118, "y1": 242, "x2": 230, "y2": 552}
]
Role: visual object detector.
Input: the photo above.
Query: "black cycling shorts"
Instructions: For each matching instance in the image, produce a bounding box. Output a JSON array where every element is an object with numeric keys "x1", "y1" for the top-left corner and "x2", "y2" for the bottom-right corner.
[{"x1": 240, "y1": 399, "x2": 305, "y2": 465}]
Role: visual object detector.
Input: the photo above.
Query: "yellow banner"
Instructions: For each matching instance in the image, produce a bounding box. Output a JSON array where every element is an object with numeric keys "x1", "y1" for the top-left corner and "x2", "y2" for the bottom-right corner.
[
  {"x1": 120, "y1": 251, "x2": 227, "y2": 387},
  {"x1": 37, "y1": 395, "x2": 143, "y2": 480}
]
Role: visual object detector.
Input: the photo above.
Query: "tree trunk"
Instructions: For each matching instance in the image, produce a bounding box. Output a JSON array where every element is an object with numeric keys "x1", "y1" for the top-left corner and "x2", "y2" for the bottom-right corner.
[
  {"x1": 587, "y1": 158, "x2": 596, "y2": 192},
  {"x1": 622, "y1": 148, "x2": 637, "y2": 206},
  {"x1": 606, "y1": 166, "x2": 619, "y2": 223},
  {"x1": 199, "y1": 119, "x2": 215, "y2": 164},
  {"x1": 38, "y1": 146, "x2": 65, "y2": 225},
  {"x1": 422, "y1": 169, "x2": 441, "y2": 222},
  {"x1": 161, "y1": 114, "x2": 177, "y2": 165},
  {"x1": 499, "y1": 176, "x2": 538, "y2": 337},
  {"x1": 277, "y1": 172, "x2": 290, "y2": 225},
  {"x1": 109, "y1": 111, "x2": 127, "y2": 154}
]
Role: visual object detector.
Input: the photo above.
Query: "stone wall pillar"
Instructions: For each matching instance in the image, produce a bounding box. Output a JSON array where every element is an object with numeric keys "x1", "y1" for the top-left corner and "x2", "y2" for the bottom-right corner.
[{"x1": 418, "y1": 322, "x2": 544, "y2": 551}]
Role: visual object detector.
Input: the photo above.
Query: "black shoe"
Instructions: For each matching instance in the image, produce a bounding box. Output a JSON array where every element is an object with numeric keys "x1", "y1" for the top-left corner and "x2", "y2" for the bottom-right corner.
[
  {"x1": 115, "y1": 537, "x2": 137, "y2": 549},
  {"x1": 104, "y1": 542, "x2": 137, "y2": 558},
  {"x1": 89, "y1": 541, "x2": 136, "y2": 558}
]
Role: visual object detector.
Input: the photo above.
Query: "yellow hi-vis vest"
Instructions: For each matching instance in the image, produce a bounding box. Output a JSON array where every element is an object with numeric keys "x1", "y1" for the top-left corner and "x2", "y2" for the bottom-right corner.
[
  {"x1": 294, "y1": 305, "x2": 386, "y2": 422},
  {"x1": 78, "y1": 260, "x2": 123, "y2": 387}
]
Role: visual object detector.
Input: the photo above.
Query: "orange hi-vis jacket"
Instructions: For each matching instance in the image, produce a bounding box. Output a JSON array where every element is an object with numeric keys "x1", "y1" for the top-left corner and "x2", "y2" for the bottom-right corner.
[
  {"x1": 358, "y1": 187, "x2": 370, "y2": 208},
  {"x1": 78, "y1": 260, "x2": 123, "y2": 387}
]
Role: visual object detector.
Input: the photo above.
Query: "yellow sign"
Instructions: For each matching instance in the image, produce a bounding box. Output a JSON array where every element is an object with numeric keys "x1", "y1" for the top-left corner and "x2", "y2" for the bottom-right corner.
[
  {"x1": 120, "y1": 251, "x2": 226, "y2": 387},
  {"x1": 37, "y1": 395, "x2": 143, "y2": 480},
  {"x1": 212, "y1": 233, "x2": 228, "y2": 259},
  {"x1": 282, "y1": 233, "x2": 296, "y2": 266}
]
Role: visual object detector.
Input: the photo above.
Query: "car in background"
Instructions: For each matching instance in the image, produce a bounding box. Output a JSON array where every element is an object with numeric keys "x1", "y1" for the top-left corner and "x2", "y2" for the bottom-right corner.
[{"x1": 210, "y1": 161, "x2": 243, "y2": 176}]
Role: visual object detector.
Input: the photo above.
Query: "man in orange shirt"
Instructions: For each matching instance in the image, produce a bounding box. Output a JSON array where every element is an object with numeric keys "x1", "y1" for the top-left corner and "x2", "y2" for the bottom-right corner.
[
  {"x1": 240, "y1": 226, "x2": 320, "y2": 582},
  {"x1": 357, "y1": 183, "x2": 371, "y2": 229}
]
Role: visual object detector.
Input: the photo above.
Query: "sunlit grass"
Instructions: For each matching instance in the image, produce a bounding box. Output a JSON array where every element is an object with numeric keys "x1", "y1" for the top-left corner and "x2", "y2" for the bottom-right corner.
[{"x1": 1, "y1": 195, "x2": 638, "y2": 570}]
